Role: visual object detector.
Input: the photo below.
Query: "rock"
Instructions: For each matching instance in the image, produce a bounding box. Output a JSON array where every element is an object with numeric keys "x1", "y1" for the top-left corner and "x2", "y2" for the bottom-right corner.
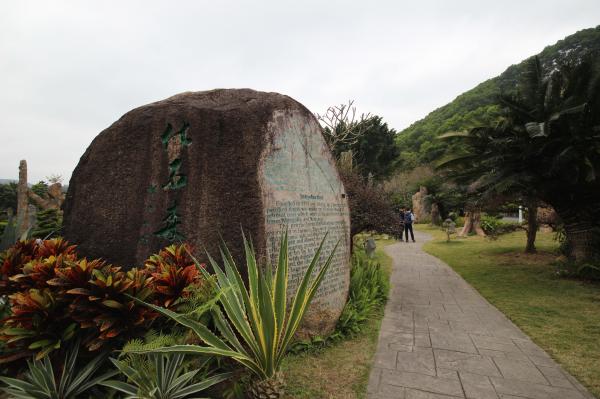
[
  {"x1": 537, "y1": 206, "x2": 559, "y2": 226},
  {"x1": 430, "y1": 202, "x2": 441, "y2": 226},
  {"x1": 16, "y1": 160, "x2": 30, "y2": 236},
  {"x1": 27, "y1": 205, "x2": 37, "y2": 233},
  {"x1": 411, "y1": 186, "x2": 429, "y2": 222},
  {"x1": 28, "y1": 183, "x2": 65, "y2": 213},
  {"x1": 64, "y1": 89, "x2": 351, "y2": 335}
]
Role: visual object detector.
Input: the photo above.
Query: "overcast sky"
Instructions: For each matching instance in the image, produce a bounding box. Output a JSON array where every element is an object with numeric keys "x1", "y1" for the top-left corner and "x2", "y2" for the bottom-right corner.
[{"x1": 1, "y1": 1, "x2": 599, "y2": 182}]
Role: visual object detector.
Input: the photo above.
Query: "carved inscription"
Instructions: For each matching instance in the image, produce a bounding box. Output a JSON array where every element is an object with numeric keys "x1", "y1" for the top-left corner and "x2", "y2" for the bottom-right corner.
[
  {"x1": 154, "y1": 122, "x2": 191, "y2": 241},
  {"x1": 261, "y1": 110, "x2": 351, "y2": 314},
  {"x1": 139, "y1": 122, "x2": 191, "y2": 246},
  {"x1": 266, "y1": 197, "x2": 348, "y2": 305}
]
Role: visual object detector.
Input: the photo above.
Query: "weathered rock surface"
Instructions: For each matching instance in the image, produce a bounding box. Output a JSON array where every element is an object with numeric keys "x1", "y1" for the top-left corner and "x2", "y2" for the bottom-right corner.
[
  {"x1": 412, "y1": 186, "x2": 429, "y2": 222},
  {"x1": 64, "y1": 89, "x2": 351, "y2": 334},
  {"x1": 16, "y1": 160, "x2": 30, "y2": 236}
]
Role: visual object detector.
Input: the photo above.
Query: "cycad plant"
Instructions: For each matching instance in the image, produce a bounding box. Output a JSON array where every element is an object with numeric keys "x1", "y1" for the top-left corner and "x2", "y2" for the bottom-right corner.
[
  {"x1": 101, "y1": 353, "x2": 231, "y2": 399},
  {"x1": 130, "y1": 231, "x2": 337, "y2": 399},
  {"x1": 438, "y1": 55, "x2": 600, "y2": 260}
]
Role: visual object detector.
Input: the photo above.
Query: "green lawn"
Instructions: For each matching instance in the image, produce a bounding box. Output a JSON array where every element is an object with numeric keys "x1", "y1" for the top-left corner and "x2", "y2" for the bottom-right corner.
[
  {"x1": 418, "y1": 225, "x2": 600, "y2": 397},
  {"x1": 282, "y1": 236, "x2": 395, "y2": 399}
]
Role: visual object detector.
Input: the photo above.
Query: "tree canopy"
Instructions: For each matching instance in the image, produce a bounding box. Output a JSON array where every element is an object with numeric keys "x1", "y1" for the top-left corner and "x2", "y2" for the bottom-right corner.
[
  {"x1": 395, "y1": 26, "x2": 600, "y2": 170},
  {"x1": 438, "y1": 54, "x2": 600, "y2": 261},
  {"x1": 329, "y1": 116, "x2": 400, "y2": 181}
]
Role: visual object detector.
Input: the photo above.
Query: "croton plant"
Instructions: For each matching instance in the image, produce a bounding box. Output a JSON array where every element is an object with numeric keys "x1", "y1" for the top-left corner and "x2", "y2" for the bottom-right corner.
[{"x1": 0, "y1": 239, "x2": 206, "y2": 363}]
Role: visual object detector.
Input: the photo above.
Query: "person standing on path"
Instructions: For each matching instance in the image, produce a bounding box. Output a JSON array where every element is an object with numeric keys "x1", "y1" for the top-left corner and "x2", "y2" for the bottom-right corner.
[
  {"x1": 404, "y1": 208, "x2": 415, "y2": 242},
  {"x1": 399, "y1": 207, "x2": 406, "y2": 235}
]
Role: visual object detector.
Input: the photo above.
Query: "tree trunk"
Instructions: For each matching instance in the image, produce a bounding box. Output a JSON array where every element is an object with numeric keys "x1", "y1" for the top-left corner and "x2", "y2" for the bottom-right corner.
[
  {"x1": 525, "y1": 200, "x2": 538, "y2": 254},
  {"x1": 563, "y1": 219, "x2": 597, "y2": 262},
  {"x1": 459, "y1": 210, "x2": 485, "y2": 237},
  {"x1": 553, "y1": 204, "x2": 600, "y2": 262},
  {"x1": 459, "y1": 212, "x2": 473, "y2": 237},
  {"x1": 430, "y1": 203, "x2": 441, "y2": 226},
  {"x1": 472, "y1": 211, "x2": 486, "y2": 236}
]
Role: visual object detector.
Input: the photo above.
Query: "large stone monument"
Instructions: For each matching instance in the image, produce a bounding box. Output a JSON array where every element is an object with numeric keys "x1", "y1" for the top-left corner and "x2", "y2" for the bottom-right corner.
[{"x1": 64, "y1": 89, "x2": 351, "y2": 334}]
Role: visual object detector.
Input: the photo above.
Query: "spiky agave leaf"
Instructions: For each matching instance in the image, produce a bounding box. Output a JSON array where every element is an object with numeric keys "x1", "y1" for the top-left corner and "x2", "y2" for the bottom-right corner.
[{"x1": 128, "y1": 231, "x2": 338, "y2": 383}]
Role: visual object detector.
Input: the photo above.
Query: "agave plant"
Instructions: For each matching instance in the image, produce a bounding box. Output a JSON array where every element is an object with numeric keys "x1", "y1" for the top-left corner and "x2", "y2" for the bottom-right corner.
[
  {"x1": 0, "y1": 215, "x2": 18, "y2": 252},
  {"x1": 0, "y1": 340, "x2": 116, "y2": 398},
  {"x1": 130, "y1": 231, "x2": 337, "y2": 399},
  {"x1": 101, "y1": 353, "x2": 231, "y2": 399},
  {"x1": 0, "y1": 216, "x2": 34, "y2": 252}
]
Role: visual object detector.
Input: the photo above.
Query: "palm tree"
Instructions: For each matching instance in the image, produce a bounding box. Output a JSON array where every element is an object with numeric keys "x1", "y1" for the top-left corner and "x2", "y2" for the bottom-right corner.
[{"x1": 439, "y1": 54, "x2": 600, "y2": 260}]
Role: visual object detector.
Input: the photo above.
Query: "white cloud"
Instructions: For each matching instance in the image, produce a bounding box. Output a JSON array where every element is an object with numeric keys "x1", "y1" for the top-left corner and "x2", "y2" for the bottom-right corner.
[{"x1": 1, "y1": 0, "x2": 599, "y2": 182}]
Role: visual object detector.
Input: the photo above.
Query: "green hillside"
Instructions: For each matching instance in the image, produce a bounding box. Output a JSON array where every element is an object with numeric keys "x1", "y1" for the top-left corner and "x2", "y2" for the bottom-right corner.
[{"x1": 396, "y1": 26, "x2": 600, "y2": 170}]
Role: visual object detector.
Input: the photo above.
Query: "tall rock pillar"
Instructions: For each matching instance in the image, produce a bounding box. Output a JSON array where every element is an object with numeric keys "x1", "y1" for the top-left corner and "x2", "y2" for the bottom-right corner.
[{"x1": 16, "y1": 160, "x2": 29, "y2": 236}]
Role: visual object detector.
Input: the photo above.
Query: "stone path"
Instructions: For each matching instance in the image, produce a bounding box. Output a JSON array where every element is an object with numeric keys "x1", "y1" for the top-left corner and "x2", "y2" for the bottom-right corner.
[{"x1": 367, "y1": 230, "x2": 593, "y2": 399}]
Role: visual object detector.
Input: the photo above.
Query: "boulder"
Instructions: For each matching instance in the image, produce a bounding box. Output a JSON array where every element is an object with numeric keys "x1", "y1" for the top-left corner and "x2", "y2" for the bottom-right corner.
[
  {"x1": 411, "y1": 186, "x2": 429, "y2": 222},
  {"x1": 64, "y1": 89, "x2": 351, "y2": 335}
]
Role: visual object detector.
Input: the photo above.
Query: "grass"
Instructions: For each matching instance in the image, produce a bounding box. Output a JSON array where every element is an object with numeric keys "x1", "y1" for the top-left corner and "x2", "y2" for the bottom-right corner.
[
  {"x1": 281, "y1": 235, "x2": 395, "y2": 399},
  {"x1": 417, "y1": 225, "x2": 600, "y2": 397}
]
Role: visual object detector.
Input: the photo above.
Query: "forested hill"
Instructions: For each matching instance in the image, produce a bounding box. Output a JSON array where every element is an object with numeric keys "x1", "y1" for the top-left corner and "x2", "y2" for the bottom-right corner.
[{"x1": 396, "y1": 25, "x2": 600, "y2": 170}]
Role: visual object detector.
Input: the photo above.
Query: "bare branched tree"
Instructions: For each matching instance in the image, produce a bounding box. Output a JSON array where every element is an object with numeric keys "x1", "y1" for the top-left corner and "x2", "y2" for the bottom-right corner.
[
  {"x1": 315, "y1": 100, "x2": 373, "y2": 150},
  {"x1": 45, "y1": 174, "x2": 63, "y2": 184}
]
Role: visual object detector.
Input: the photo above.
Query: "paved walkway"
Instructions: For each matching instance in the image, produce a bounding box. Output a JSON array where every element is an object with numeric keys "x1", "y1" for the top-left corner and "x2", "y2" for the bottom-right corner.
[{"x1": 367, "y1": 230, "x2": 593, "y2": 399}]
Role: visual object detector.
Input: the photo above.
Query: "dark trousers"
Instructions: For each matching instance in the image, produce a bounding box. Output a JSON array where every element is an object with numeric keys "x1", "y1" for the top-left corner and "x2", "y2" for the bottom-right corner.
[{"x1": 404, "y1": 223, "x2": 414, "y2": 242}]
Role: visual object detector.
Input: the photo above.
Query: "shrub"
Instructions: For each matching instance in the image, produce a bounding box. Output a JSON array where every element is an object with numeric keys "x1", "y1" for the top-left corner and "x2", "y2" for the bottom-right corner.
[
  {"x1": 0, "y1": 340, "x2": 115, "y2": 398},
  {"x1": 447, "y1": 212, "x2": 465, "y2": 227},
  {"x1": 102, "y1": 353, "x2": 230, "y2": 399},
  {"x1": 340, "y1": 169, "x2": 403, "y2": 239},
  {"x1": 553, "y1": 224, "x2": 571, "y2": 257},
  {"x1": 0, "y1": 239, "x2": 208, "y2": 363},
  {"x1": 31, "y1": 208, "x2": 62, "y2": 239},
  {"x1": 59, "y1": 263, "x2": 159, "y2": 351},
  {"x1": 480, "y1": 215, "x2": 520, "y2": 239},
  {"x1": 555, "y1": 259, "x2": 600, "y2": 281},
  {"x1": 290, "y1": 243, "x2": 390, "y2": 352},
  {"x1": 417, "y1": 216, "x2": 431, "y2": 225},
  {"x1": 336, "y1": 251, "x2": 389, "y2": 337},
  {"x1": 145, "y1": 243, "x2": 207, "y2": 309}
]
